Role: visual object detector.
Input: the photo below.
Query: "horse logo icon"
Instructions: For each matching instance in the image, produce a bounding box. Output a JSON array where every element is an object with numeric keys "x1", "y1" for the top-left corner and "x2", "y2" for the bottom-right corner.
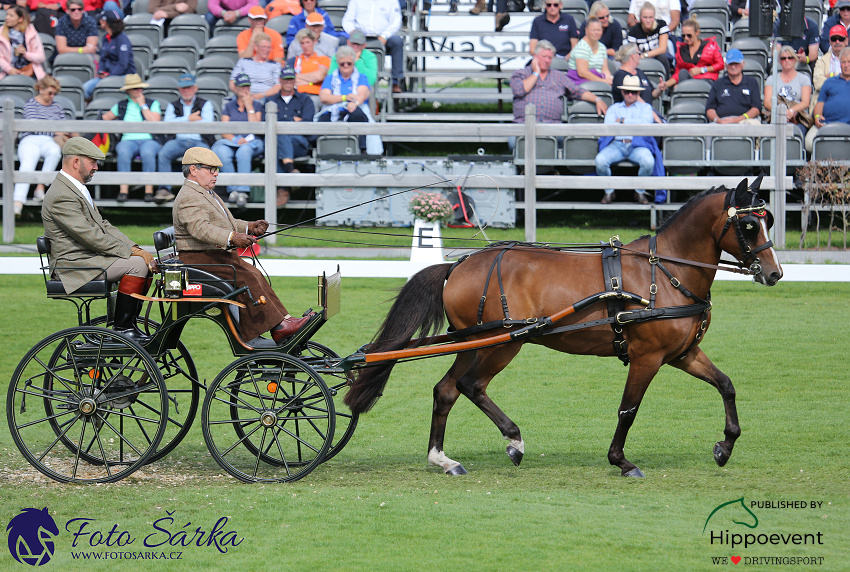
[
  {"x1": 703, "y1": 497, "x2": 759, "y2": 533},
  {"x1": 6, "y1": 508, "x2": 59, "y2": 566}
]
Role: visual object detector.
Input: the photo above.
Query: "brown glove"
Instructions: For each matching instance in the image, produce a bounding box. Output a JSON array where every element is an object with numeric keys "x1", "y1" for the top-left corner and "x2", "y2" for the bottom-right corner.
[
  {"x1": 131, "y1": 246, "x2": 155, "y2": 271},
  {"x1": 231, "y1": 232, "x2": 257, "y2": 248},
  {"x1": 248, "y1": 220, "x2": 269, "y2": 236}
]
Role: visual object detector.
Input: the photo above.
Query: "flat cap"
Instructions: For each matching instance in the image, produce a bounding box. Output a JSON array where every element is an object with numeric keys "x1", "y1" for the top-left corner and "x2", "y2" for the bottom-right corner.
[
  {"x1": 182, "y1": 147, "x2": 223, "y2": 167},
  {"x1": 62, "y1": 137, "x2": 106, "y2": 160}
]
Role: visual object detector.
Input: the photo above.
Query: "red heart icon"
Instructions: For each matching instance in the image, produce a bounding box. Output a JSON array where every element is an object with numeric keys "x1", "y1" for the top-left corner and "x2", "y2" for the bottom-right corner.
[{"x1": 731, "y1": 556, "x2": 741, "y2": 565}]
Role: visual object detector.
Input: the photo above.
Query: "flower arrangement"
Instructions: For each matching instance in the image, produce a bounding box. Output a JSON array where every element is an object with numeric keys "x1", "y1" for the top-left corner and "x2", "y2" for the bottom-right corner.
[{"x1": 408, "y1": 192, "x2": 453, "y2": 223}]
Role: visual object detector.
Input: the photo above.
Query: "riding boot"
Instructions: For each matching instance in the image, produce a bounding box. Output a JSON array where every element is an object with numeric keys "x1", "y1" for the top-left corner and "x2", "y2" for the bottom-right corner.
[
  {"x1": 470, "y1": 0, "x2": 486, "y2": 14},
  {"x1": 113, "y1": 292, "x2": 150, "y2": 344},
  {"x1": 495, "y1": 11, "x2": 510, "y2": 31}
]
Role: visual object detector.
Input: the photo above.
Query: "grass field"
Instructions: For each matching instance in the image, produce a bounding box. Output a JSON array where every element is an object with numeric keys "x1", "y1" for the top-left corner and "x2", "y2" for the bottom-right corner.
[{"x1": 0, "y1": 275, "x2": 848, "y2": 571}]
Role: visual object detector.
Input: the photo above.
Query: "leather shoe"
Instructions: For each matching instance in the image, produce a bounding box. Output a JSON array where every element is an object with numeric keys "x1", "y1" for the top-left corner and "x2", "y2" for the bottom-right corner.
[
  {"x1": 392, "y1": 83, "x2": 402, "y2": 94},
  {"x1": 634, "y1": 192, "x2": 649, "y2": 205},
  {"x1": 116, "y1": 192, "x2": 128, "y2": 203},
  {"x1": 276, "y1": 188, "x2": 290, "y2": 207},
  {"x1": 601, "y1": 192, "x2": 615, "y2": 204},
  {"x1": 271, "y1": 312, "x2": 315, "y2": 343}
]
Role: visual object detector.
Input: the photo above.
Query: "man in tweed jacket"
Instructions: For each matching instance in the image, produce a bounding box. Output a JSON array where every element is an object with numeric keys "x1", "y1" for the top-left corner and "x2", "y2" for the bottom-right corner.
[
  {"x1": 172, "y1": 147, "x2": 310, "y2": 343},
  {"x1": 41, "y1": 137, "x2": 155, "y2": 342}
]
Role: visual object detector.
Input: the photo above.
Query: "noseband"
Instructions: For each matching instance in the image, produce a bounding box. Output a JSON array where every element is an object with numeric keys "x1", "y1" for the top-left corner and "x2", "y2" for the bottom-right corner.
[{"x1": 718, "y1": 189, "x2": 774, "y2": 274}]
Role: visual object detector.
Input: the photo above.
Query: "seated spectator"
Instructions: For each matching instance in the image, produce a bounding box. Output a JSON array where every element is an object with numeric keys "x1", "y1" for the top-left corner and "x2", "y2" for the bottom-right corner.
[
  {"x1": 265, "y1": 0, "x2": 302, "y2": 19},
  {"x1": 328, "y1": 29, "x2": 377, "y2": 88},
  {"x1": 661, "y1": 18, "x2": 723, "y2": 90},
  {"x1": 628, "y1": 0, "x2": 679, "y2": 34},
  {"x1": 807, "y1": 47, "x2": 850, "y2": 153},
  {"x1": 230, "y1": 32, "x2": 282, "y2": 99},
  {"x1": 148, "y1": 0, "x2": 197, "y2": 26},
  {"x1": 731, "y1": 0, "x2": 748, "y2": 24},
  {"x1": 26, "y1": 0, "x2": 63, "y2": 36},
  {"x1": 579, "y1": 1, "x2": 623, "y2": 59},
  {"x1": 13, "y1": 76, "x2": 70, "y2": 217},
  {"x1": 286, "y1": 0, "x2": 346, "y2": 46},
  {"x1": 55, "y1": 0, "x2": 99, "y2": 58},
  {"x1": 343, "y1": 0, "x2": 405, "y2": 93},
  {"x1": 764, "y1": 45, "x2": 812, "y2": 136},
  {"x1": 0, "y1": 6, "x2": 46, "y2": 80},
  {"x1": 316, "y1": 45, "x2": 382, "y2": 155},
  {"x1": 237, "y1": 6, "x2": 284, "y2": 63},
  {"x1": 612, "y1": 43, "x2": 664, "y2": 110},
  {"x1": 813, "y1": 25, "x2": 848, "y2": 112},
  {"x1": 287, "y1": 11, "x2": 337, "y2": 58},
  {"x1": 774, "y1": 15, "x2": 820, "y2": 69},
  {"x1": 705, "y1": 49, "x2": 762, "y2": 124},
  {"x1": 596, "y1": 75, "x2": 658, "y2": 205},
  {"x1": 820, "y1": 0, "x2": 850, "y2": 55},
  {"x1": 528, "y1": 0, "x2": 578, "y2": 58},
  {"x1": 206, "y1": 0, "x2": 257, "y2": 29},
  {"x1": 567, "y1": 17, "x2": 613, "y2": 86},
  {"x1": 102, "y1": 74, "x2": 162, "y2": 202},
  {"x1": 212, "y1": 73, "x2": 265, "y2": 207},
  {"x1": 286, "y1": 29, "x2": 329, "y2": 96},
  {"x1": 264, "y1": 65, "x2": 315, "y2": 205},
  {"x1": 82, "y1": 9, "x2": 135, "y2": 100},
  {"x1": 627, "y1": 2, "x2": 670, "y2": 78},
  {"x1": 156, "y1": 73, "x2": 216, "y2": 203}
]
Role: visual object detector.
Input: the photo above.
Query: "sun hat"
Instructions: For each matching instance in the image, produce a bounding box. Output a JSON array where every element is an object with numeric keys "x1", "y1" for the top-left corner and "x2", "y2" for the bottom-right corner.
[{"x1": 119, "y1": 74, "x2": 149, "y2": 91}]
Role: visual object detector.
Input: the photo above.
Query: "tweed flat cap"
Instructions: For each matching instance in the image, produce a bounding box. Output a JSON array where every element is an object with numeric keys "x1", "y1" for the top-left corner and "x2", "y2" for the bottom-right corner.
[
  {"x1": 182, "y1": 147, "x2": 223, "y2": 167},
  {"x1": 62, "y1": 137, "x2": 106, "y2": 160}
]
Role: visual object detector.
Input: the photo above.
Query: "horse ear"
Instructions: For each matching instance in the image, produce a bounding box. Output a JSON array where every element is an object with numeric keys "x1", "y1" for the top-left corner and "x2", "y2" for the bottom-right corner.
[
  {"x1": 734, "y1": 178, "x2": 749, "y2": 206},
  {"x1": 748, "y1": 174, "x2": 764, "y2": 193}
]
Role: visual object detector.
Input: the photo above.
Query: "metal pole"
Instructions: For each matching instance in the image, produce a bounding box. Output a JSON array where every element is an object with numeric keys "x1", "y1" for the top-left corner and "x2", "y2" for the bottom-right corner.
[
  {"x1": 264, "y1": 100, "x2": 277, "y2": 246},
  {"x1": 2, "y1": 98, "x2": 16, "y2": 243},
  {"x1": 524, "y1": 103, "x2": 536, "y2": 243},
  {"x1": 772, "y1": 105, "x2": 787, "y2": 249}
]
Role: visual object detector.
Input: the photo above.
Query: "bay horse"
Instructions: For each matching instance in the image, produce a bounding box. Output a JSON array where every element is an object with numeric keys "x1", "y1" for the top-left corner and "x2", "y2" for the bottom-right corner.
[{"x1": 344, "y1": 178, "x2": 783, "y2": 477}]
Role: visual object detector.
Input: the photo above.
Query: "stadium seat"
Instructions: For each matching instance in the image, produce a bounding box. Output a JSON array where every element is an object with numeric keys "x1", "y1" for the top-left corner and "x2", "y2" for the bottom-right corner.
[
  {"x1": 266, "y1": 15, "x2": 292, "y2": 36},
  {"x1": 566, "y1": 99, "x2": 603, "y2": 123},
  {"x1": 514, "y1": 136, "x2": 559, "y2": 162},
  {"x1": 561, "y1": 136, "x2": 598, "y2": 174},
  {"x1": 711, "y1": 136, "x2": 756, "y2": 176},
  {"x1": 149, "y1": 55, "x2": 193, "y2": 81},
  {"x1": 0, "y1": 75, "x2": 36, "y2": 101},
  {"x1": 83, "y1": 96, "x2": 120, "y2": 120},
  {"x1": 54, "y1": 94, "x2": 78, "y2": 120},
  {"x1": 52, "y1": 53, "x2": 96, "y2": 84},
  {"x1": 761, "y1": 133, "x2": 806, "y2": 174},
  {"x1": 132, "y1": 0, "x2": 150, "y2": 13},
  {"x1": 666, "y1": 100, "x2": 709, "y2": 123},
  {"x1": 39, "y1": 33, "x2": 55, "y2": 72},
  {"x1": 169, "y1": 14, "x2": 210, "y2": 54},
  {"x1": 213, "y1": 17, "x2": 249, "y2": 37},
  {"x1": 731, "y1": 19, "x2": 750, "y2": 43},
  {"x1": 195, "y1": 75, "x2": 230, "y2": 104},
  {"x1": 326, "y1": 10, "x2": 345, "y2": 32},
  {"x1": 663, "y1": 136, "x2": 706, "y2": 176},
  {"x1": 157, "y1": 36, "x2": 201, "y2": 70},
  {"x1": 196, "y1": 55, "x2": 238, "y2": 85},
  {"x1": 695, "y1": 15, "x2": 726, "y2": 48},
  {"x1": 730, "y1": 37, "x2": 769, "y2": 71},
  {"x1": 804, "y1": 0, "x2": 823, "y2": 28},
  {"x1": 144, "y1": 75, "x2": 181, "y2": 103},
  {"x1": 742, "y1": 59, "x2": 764, "y2": 94},
  {"x1": 637, "y1": 56, "x2": 666, "y2": 88},
  {"x1": 126, "y1": 33, "x2": 155, "y2": 79},
  {"x1": 124, "y1": 13, "x2": 164, "y2": 55},
  {"x1": 561, "y1": 0, "x2": 588, "y2": 20},
  {"x1": 0, "y1": 94, "x2": 26, "y2": 117},
  {"x1": 316, "y1": 135, "x2": 360, "y2": 156},
  {"x1": 203, "y1": 35, "x2": 239, "y2": 64},
  {"x1": 668, "y1": 79, "x2": 711, "y2": 107},
  {"x1": 689, "y1": 0, "x2": 730, "y2": 37},
  {"x1": 91, "y1": 74, "x2": 127, "y2": 101},
  {"x1": 812, "y1": 123, "x2": 850, "y2": 162},
  {"x1": 602, "y1": 0, "x2": 630, "y2": 28},
  {"x1": 53, "y1": 75, "x2": 85, "y2": 118},
  {"x1": 581, "y1": 80, "x2": 614, "y2": 108}
]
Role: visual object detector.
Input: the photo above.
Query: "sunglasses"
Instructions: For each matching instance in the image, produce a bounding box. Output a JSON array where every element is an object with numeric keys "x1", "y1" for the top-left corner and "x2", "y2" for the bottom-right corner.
[
  {"x1": 68, "y1": 6, "x2": 83, "y2": 11},
  {"x1": 779, "y1": 55, "x2": 796, "y2": 60},
  {"x1": 545, "y1": 2, "x2": 560, "y2": 6},
  {"x1": 197, "y1": 165, "x2": 220, "y2": 175},
  {"x1": 598, "y1": 14, "x2": 609, "y2": 18},
  {"x1": 831, "y1": 35, "x2": 847, "y2": 42},
  {"x1": 840, "y1": 6, "x2": 850, "y2": 10},
  {"x1": 338, "y1": 61, "x2": 353, "y2": 66},
  {"x1": 683, "y1": 33, "x2": 695, "y2": 38}
]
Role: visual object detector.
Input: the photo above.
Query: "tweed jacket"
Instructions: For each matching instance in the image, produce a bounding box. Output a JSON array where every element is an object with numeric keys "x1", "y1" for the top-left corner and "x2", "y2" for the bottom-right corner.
[
  {"x1": 173, "y1": 179, "x2": 250, "y2": 251},
  {"x1": 41, "y1": 172, "x2": 135, "y2": 294}
]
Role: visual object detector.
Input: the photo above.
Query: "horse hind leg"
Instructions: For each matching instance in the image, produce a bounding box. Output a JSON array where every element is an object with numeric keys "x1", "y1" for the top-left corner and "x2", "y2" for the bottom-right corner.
[
  {"x1": 671, "y1": 348, "x2": 740, "y2": 467},
  {"x1": 428, "y1": 352, "x2": 474, "y2": 475}
]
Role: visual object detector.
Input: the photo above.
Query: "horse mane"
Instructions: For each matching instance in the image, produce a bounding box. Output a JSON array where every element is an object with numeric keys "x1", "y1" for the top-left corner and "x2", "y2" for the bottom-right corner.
[{"x1": 656, "y1": 186, "x2": 729, "y2": 235}]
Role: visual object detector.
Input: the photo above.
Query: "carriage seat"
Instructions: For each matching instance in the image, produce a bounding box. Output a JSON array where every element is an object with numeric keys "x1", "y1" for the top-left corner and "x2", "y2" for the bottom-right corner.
[
  {"x1": 153, "y1": 226, "x2": 176, "y2": 257},
  {"x1": 37, "y1": 236, "x2": 114, "y2": 297}
]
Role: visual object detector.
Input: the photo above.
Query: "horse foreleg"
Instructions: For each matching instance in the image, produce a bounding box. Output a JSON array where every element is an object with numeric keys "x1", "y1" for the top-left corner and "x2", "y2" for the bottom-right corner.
[
  {"x1": 608, "y1": 359, "x2": 662, "y2": 477},
  {"x1": 671, "y1": 348, "x2": 740, "y2": 467},
  {"x1": 428, "y1": 352, "x2": 474, "y2": 475}
]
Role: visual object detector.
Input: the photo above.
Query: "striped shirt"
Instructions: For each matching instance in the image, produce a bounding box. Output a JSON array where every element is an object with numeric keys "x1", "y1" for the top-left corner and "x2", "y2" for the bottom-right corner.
[
  {"x1": 21, "y1": 98, "x2": 66, "y2": 139},
  {"x1": 230, "y1": 58, "x2": 282, "y2": 95},
  {"x1": 568, "y1": 39, "x2": 608, "y2": 74}
]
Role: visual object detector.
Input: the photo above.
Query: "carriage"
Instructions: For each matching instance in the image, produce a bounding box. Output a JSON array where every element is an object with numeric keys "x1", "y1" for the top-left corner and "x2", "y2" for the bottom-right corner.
[{"x1": 7, "y1": 177, "x2": 783, "y2": 484}]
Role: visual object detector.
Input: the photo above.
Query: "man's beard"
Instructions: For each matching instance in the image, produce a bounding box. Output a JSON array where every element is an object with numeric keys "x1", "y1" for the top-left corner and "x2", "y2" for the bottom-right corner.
[{"x1": 78, "y1": 166, "x2": 94, "y2": 184}]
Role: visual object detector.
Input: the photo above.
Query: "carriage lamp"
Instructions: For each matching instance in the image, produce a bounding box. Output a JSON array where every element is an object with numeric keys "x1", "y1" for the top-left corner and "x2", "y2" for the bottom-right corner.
[{"x1": 162, "y1": 262, "x2": 186, "y2": 298}]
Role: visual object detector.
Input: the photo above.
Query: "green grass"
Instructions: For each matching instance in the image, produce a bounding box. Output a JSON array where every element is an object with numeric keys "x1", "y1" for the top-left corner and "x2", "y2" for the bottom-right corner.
[{"x1": 0, "y1": 275, "x2": 848, "y2": 570}]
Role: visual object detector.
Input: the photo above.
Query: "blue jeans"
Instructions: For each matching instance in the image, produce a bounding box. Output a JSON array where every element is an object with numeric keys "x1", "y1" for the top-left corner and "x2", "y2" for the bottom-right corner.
[
  {"x1": 116, "y1": 138, "x2": 162, "y2": 173},
  {"x1": 211, "y1": 138, "x2": 264, "y2": 194},
  {"x1": 277, "y1": 134, "x2": 309, "y2": 162},
  {"x1": 595, "y1": 140, "x2": 655, "y2": 196},
  {"x1": 158, "y1": 138, "x2": 209, "y2": 190},
  {"x1": 83, "y1": 76, "x2": 101, "y2": 99},
  {"x1": 367, "y1": 34, "x2": 404, "y2": 83}
]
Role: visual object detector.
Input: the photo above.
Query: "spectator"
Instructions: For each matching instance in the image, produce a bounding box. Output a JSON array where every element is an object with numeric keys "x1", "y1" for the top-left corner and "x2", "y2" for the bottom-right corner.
[
  {"x1": 237, "y1": 6, "x2": 284, "y2": 63},
  {"x1": 813, "y1": 25, "x2": 848, "y2": 112},
  {"x1": 148, "y1": 0, "x2": 197, "y2": 25},
  {"x1": 82, "y1": 9, "x2": 134, "y2": 100},
  {"x1": 0, "y1": 6, "x2": 46, "y2": 80},
  {"x1": 510, "y1": 40, "x2": 607, "y2": 149},
  {"x1": 596, "y1": 75, "x2": 658, "y2": 205},
  {"x1": 286, "y1": 0, "x2": 345, "y2": 46},
  {"x1": 764, "y1": 45, "x2": 812, "y2": 136},
  {"x1": 155, "y1": 73, "x2": 216, "y2": 203},
  {"x1": 286, "y1": 28, "x2": 329, "y2": 96},
  {"x1": 808, "y1": 47, "x2": 850, "y2": 153},
  {"x1": 612, "y1": 43, "x2": 664, "y2": 109},
  {"x1": 567, "y1": 17, "x2": 613, "y2": 85},
  {"x1": 287, "y1": 10, "x2": 337, "y2": 58},
  {"x1": 579, "y1": 1, "x2": 623, "y2": 59},
  {"x1": 102, "y1": 74, "x2": 163, "y2": 202},
  {"x1": 206, "y1": 0, "x2": 257, "y2": 29},
  {"x1": 661, "y1": 17, "x2": 723, "y2": 90},
  {"x1": 820, "y1": 0, "x2": 850, "y2": 55},
  {"x1": 212, "y1": 72, "x2": 264, "y2": 207},
  {"x1": 730, "y1": 0, "x2": 748, "y2": 24},
  {"x1": 774, "y1": 16, "x2": 820, "y2": 69},
  {"x1": 628, "y1": 0, "x2": 679, "y2": 33},
  {"x1": 55, "y1": 0, "x2": 99, "y2": 57},
  {"x1": 342, "y1": 0, "x2": 405, "y2": 93},
  {"x1": 328, "y1": 30, "x2": 377, "y2": 87},
  {"x1": 264, "y1": 65, "x2": 315, "y2": 205},
  {"x1": 528, "y1": 0, "x2": 578, "y2": 58},
  {"x1": 316, "y1": 45, "x2": 382, "y2": 154},
  {"x1": 26, "y1": 0, "x2": 63, "y2": 36},
  {"x1": 627, "y1": 2, "x2": 671, "y2": 78},
  {"x1": 13, "y1": 76, "x2": 69, "y2": 217},
  {"x1": 705, "y1": 49, "x2": 762, "y2": 124},
  {"x1": 229, "y1": 32, "x2": 282, "y2": 99}
]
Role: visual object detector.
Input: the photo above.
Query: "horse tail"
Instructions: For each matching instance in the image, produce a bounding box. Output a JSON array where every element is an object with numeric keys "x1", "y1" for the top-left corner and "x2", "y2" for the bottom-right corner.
[{"x1": 344, "y1": 263, "x2": 453, "y2": 414}]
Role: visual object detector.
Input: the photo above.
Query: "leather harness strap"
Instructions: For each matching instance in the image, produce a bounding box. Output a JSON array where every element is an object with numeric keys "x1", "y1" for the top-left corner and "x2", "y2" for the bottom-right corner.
[{"x1": 601, "y1": 237, "x2": 630, "y2": 366}]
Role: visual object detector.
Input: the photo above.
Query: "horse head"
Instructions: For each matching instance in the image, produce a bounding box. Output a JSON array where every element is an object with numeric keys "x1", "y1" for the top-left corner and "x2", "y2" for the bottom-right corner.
[
  {"x1": 716, "y1": 177, "x2": 783, "y2": 286},
  {"x1": 6, "y1": 507, "x2": 60, "y2": 566}
]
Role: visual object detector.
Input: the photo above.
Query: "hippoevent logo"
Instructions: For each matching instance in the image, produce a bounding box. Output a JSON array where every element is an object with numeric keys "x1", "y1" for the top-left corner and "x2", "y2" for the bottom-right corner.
[{"x1": 6, "y1": 508, "x2": 59, "y2": 566}]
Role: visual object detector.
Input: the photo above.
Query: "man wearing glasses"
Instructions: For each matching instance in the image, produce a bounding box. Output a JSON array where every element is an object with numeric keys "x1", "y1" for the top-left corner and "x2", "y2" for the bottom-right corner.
[
  {"x1": 820, "y1": 0, "x2": 850, "y2": 55},
  {"x1": 41, "y1": 137, "x2": 156, "y2": 342},
  {"x1": 54, "y1": 0, "x2": 99, "y2": 58},
  {"x1": 813, "y1": 25, "x2": 848, "y2": 111},
  {"x1": 172, "y1": 147, "x2": 311, "y2": 343},
  {"x1": 529, "y1": 0, "x2": 578, "y2": 58},
  {"x1": 705, "y1": 49, "x2": 761, "y2": 125}
]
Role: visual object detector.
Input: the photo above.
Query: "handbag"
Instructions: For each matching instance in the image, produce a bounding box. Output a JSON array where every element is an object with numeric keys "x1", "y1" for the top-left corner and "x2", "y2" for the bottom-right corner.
[{"x1": 778, "y1": 94, "x2": 813, "y2": 129}]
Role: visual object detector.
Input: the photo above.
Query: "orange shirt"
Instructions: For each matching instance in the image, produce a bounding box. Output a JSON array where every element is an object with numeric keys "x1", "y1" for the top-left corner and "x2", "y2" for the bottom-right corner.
[
  {"x1": 292, "y1": 52, "x2": 330, "y2": 95},
  {"x1": 236, "y1": 27, "x2": 285, "y2": 62}
]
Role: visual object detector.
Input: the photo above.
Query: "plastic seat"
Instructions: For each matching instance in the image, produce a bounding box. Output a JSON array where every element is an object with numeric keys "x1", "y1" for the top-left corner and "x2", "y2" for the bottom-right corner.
[
  {"x1": 149, "y1": 55, "x2": 193, "y2": 82},
  {"x1": 91, "y1": 74, "x2": 127, "y2": 101},
  {"x1": 0, "y1": 74, "x2": 36, "y2": 101},
  {"x1": 126, "y1": 33, "x2": 155, "y2": 79},
  {"x1": 566, "y1": 99, "x2": 603, "y2": 123},
  {"x1": 144, "y1": 75, "x2": 181, "y2": 104},
  {"x1": 761, "y1": 133, "x2": 806, "y2": 174},
  {"x1": 0, "y1": 93, "x2": 26, "y2": 117},
  {"x1": 730, "y1": 37, "x2": 770, "y2": 71},
  {"x1": 195, "y1": 74, "x2": 229, "y2": 104},
  {"x1": 812, "y1": 123, "x2": 850, "y2": 162},
  {"x1": 213, "y1": 16, "x2": 249, "y2": 38},
  {"x1": 731, "y1": 19, "x2": 750, "y2": 43},
  {"x1": 168, "y1": 14, "x2": 209, "y2": 55},
  {"x1": 157, "y1": 36, "x2": 201, "y2": 70},
  {"x1": 562, "y1": 136, "x2": 598, "y2": 175},
  {"x1": 53, "y1": 94, "x2": 77, "y2": 120},
  {"x1": 663, "y1": 136, "x2": 706, "y2": 175},
  {"x1": 203, "y1": 35, "x2": 238, "y2": 64},
  {"x1": 514, "y1": 136, "x2": 559, "y2": 161},
  {"x1": 695, "y1": 15, "x2": 726, "y2": 48},
  {"x1": 52, "y1": 52, "x2": 97, "y2": 84},
  {"x1": 637, "y1": 56, "x2": 666, "y2": 87},
  {"x1": 83, "y1": 96, "x2": 121, "y2": 120},
  {"x1": 53, "y1": 74, "x2": 85, "y2": 118},
  {"x1": 315, "y1": 135, "x2": 360, "y2": 157},
  {"x1": 804, "y1": 0, "x2": 822, "y2": 28},
  {"x1": 560, "y1": 0, "x2": 588, "y2": 19},
  {"x1": 689, "y1": 0, "x2": 730, "y2": 36},
  {"x1": 196, "y1": 55, "x2": 238, "y2": 84},
  {"x1": 711, "y1": 136, "x2": 756, "y2": 176},
  {"x1": 666, "y1": 100, "x2": 709, "y2": 123},
  {"x1": 581, "y1": 80, "x2": 614, "y2": 108},
  {"x1": 266, "y1": 15, "x2": 292, "y2": 36},
  {"x1": 39, "y1": 33, "x2": 56, "y2": 72},
  {"x1": 124, "y1": 13, "x2": 164, "y2": 55},
  {"x1": 668, "y1": 79, "x2": 711, "y2": 107}
]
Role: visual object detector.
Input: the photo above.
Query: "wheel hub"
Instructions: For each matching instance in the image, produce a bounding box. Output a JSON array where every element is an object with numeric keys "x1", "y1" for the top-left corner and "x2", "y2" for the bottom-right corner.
[
  {"x1": 79, "y1": 398, "x2": 97, "y2": 415},
  {"x1": 260, "y1": 411, "x2": 277, "y2": 427}
]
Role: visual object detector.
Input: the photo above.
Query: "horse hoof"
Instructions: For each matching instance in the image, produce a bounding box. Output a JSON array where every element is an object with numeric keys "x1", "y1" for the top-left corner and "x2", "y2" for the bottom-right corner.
[
  {"x1": 506, "y1": 445, "x2": 524, "y2": 466},
  {"x1": 445, "y1": 464, "x2": 468, "y2": 476},
  {"x1": 714, "y1": 442, "x2": 731, "y2": 467},
  {"x1": 623, "y1": 467, "x2": 645, "y2": 478}
]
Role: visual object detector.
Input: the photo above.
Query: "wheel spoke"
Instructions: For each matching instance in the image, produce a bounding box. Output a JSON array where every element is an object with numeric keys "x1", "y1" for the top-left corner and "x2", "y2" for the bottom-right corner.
[
  {"x1": 218, "y1": 421, "x2": 263, "y2": 458},
  {"x1": 36, "y1": 413, "x2": 81, "y2": 462}
]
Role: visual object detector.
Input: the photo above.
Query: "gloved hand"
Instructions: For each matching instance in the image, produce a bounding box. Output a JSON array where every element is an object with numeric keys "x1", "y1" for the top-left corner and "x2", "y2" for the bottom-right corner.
[
  {"x1": 248, "y1": 220, "x2": 269, "y2": 236},
  {"x1": 131, "y1": 246, "x2": 156, "y2": 272},
  {"x1": 231, "y1": 232, "x2": 257, "y2": 248}
]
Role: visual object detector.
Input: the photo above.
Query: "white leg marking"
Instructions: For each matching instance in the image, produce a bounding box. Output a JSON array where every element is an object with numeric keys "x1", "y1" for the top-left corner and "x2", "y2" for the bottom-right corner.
[
  {"x1": 504, "y1": 436, "x2": 525, "y2": 454},
  {"x1": 428, "y1": 447, "x2": 461, "y2": 472}
]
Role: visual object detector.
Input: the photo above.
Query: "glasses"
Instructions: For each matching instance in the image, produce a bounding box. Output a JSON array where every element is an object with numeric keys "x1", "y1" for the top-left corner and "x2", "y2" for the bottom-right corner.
[
  {"x1": 683, "y1": 33, "x2": 694, "y2": 38},
  {"x1": 197, "y1": 165, "x2": 220, "y2": 175},
  {"x1": 545, "y1": 2, "x2": 560, "y2": 6},
  {"x1": 831, "y1": 36, "x2": 847, "y2": 42},
  {"x1": 68, "y1": 7, "x2": 83, "y2": 11},
  {"x1": 338, "y1": 61, "x2": 353, "y2": 67},
  {"x1": 43, "y1": 90, "x2": 58, "y2": 96},
  {"x1": 779, "y1": 55, "x2": 795, "y2": 60},
  {"x1": 598, "y1": 14, "x2": 609, "y2": 18}
]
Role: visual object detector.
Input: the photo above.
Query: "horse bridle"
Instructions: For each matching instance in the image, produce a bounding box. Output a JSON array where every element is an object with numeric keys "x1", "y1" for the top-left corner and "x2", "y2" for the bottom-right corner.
[{"x1": 717, "y1": 189, "x2": 774, "y2": 275}]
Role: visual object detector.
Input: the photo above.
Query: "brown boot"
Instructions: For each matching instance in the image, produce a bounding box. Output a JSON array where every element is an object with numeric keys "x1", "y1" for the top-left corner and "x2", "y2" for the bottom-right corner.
[
  {"x1": 495, "y1": 12, "x2": 510, "y2": 31},
  {"x1": 470, "y1": 0, "x2": 486, "y2": 14}
]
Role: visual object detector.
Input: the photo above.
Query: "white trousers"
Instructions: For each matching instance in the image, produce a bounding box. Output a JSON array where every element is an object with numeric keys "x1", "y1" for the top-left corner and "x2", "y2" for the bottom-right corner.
[{"x1": 14, "y1": 135, "x2": 62, "y2": 202}]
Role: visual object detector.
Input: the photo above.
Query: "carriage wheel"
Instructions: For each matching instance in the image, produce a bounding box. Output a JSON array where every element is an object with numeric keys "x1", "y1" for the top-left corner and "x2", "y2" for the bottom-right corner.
[
  {"x1": 82, "y1": 316, "x2": 201, "y2": 464},
  {"x1": 291, "y1": 341, "x2": 358, "y2": 462},
  {"x1": 6, "y1": 327, "x2": 168, "y2": 483},
  {"x1": 202, "y1": 353, "x2": 335, "y2": 483}
]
